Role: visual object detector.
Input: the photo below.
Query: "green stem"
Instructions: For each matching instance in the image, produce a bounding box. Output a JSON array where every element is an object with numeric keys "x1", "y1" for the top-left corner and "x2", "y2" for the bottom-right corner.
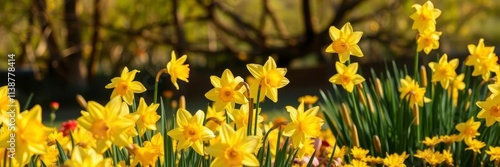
[
  {"x1": 254, "y1": 86, "x2": 262, "y2": 136},
  {"x1": 112, "y1": 145, "x2": 118, "y2": 167},
  {"x1": 154, "y1": 81, "x2": 159, "y2": 104},
  {"x1": 414, "y1": 46, "x2": 420, "y2": 82}
]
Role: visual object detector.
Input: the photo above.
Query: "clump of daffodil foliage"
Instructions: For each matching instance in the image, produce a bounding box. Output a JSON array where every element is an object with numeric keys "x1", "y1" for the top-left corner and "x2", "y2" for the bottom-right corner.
[{"x1": 1, "y1": 1, "x2": 500, "y2": 166}]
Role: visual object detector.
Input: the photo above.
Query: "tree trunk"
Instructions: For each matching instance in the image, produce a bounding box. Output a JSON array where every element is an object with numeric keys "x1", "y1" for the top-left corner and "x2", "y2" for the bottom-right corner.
[{"x1": 64, "y1": 0, "x2": 87, "y2": 90}]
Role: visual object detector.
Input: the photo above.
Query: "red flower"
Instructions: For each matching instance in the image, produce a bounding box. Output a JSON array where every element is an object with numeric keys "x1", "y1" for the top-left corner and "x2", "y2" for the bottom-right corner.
[
  {"x1": 50, "y1": 101, "x2": 60, "y2": 111},
  {"x1": 59, "y1": 120, "x2": 78, "y2": 136}
]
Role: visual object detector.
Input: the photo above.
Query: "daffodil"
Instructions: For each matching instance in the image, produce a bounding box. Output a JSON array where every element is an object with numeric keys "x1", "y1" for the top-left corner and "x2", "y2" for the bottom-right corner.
[
  {"x1": 439, "y1": 134, "x2": 458, "y2": 145},
  {"x1": 205, "y1": 123, "x2": 261, "y2": 167},
  {"x1": 471, "y1": 53, "x2": 500, "y2": 81},
  {"x1": 205, "y1": 69, "x2": 248, "y2": 112},
  {"x1": 77, "y1": 97, "x2": 138, "y2": 153},
  {"x1": 283, "y1": 101, "x2": 324, "y2": 148},
  {"x1": 476, "y1": 95, "x2": 500, "y2": 127},
  {"x1": 64, "y1": 147, "x2": 113, "y2": 167},
  {"x1": 414, "y1": 149, "x2": 433, "y2": 161},
  {"x1": 455, "y1": 117, "x2": 480, "y2": 142},
  {"x1": 298, "y1": 95, "x2": 318, "y2": 106},
  {"x1": 410, "y1": 1, "x2": 441, "y2": 33},
  {"x1": 450, "y1": 74, "x2": 466, "y2": 106},
  {"x1": 70, "y1": 125, "x2": 97, "y2": 151},
  {"x1": 442, "y1": 150, "x2": 454, "y2": 166},
  {"x1": 488, "y1": 82, "x2": 500, "y2": 97},
  {"x1": 246, "y1": 56, "x2": 289, "y2": 103},
  {"x1": 205, "y1": 105, "x2": 226, "y2": 132},
  {"x1": 0, "y1": 105, "x2": 53, "y2": 165},
  {"x1": 167, "y1": 108, "x2": 215, "y2": 155},
  {"x1": 129, "y1": 144, "x2": 159, "y2": 167},
  {"x1": 166, "y1": 51, "x2": 190, "y2": 90},
  {"x1": 39, "y1": 145, "x2": 59, "y2": 167},
  {"x1": 351, "y1": 146, "x2": 369, "y2": 161},
  {"x1": 329, "y1": 62, "x2": 365, "y2": 93},
  {"x1": 425, "y1": 151, "x2": 445, "y2": 166},
  {"x1": 365, "y1": 156, "x2": 384, "y2": 166},
  {"x1": 344, "y1": 159, "x2": 369, "y2": 167},
  {"x1": 465, "y1": 139, "x2": 486, "y2": 153},
  {"x1": 486, "y1": 146, "x2": 500, "y2": 164},
  {"x1": 465, "y1": 38, "x2": 495, "y2": 67},
  {"x1": 383, "y1": 152, "x2": 409, "y2": 167},
  {"x1": 133, "y1": 97, "x2": 160, "y2": 135},
  {"x1": 105, "y1": 67, "x2": 147, "y2": 105},
  {"x1": 417, "y1": 30, "x2": 442, "y2": 55},
  {"x1": 296, "y1": 138, "x2": 316, "y2": 160},
  {"x1": 428, "y1": 54, "x2": 458, "y2": 89},
  {"x1": 227, "y1": 103, "x2": 263, "y2": 135},
  {"x1": 144, "y1": 132, "x2": 164, "y2": 164},
  {"x1": 422, "y1": 136, "x2": 441, "y2": 148},
  {"x1": 0, "y1": 86, "x2": 10, "y2": 113},
  {"x1": 399, "y1": 75, "x2": 431, "y2": 109},
  {"x1": 325, "y1": 22, "x2": 364, "y2": 63}
]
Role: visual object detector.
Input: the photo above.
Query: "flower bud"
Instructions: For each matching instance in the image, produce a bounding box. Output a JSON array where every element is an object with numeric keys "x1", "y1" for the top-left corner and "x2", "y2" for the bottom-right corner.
[
  {"x1": 350, "y1": 124, "x2": 360, "y2": 147},
  {"x1": 375, "y1": 78, "x2": 384, "y2": 99},
  {"x1": 179, "y1": 95, "x2": 186, "y2": 109},
  {"x1": 76, "y1": 94, "x2": 88, "y2": 109},
  {"x1": 420, "y1": 65, "x2": 428, "y2": 87},
  {"x1": 341, "y1": 103, "x2": 352, "y2": 128},
  {"x1": 50, "y1": 101, "x2": 59, "y2": 111},
  {"x1": 373, "y1": 135, "x2": 381, "y2": 153},
  {"x1": 413, "y1": 103, "x2": 420, "y2": 125}
]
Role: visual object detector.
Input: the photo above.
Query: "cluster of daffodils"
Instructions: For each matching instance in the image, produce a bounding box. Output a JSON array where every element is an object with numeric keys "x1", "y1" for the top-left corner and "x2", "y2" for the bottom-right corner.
[{"x1": 1, "y1": 0, "x2": 500, "y2": 167}]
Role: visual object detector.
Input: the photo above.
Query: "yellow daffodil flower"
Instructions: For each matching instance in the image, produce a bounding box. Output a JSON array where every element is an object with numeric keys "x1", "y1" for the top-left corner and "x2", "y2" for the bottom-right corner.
[
  {"x1": 246, "y1": 56, "x2": 289, "y2": 103},
  {"x1": 486, "y1": 146, "x2": 500, "y2": 164},
  {"x1": 476, "y1": 95, "x2": 500, "y2": 127},
  {"x1": 383, "y1": 152, "x2": 409, "y2": 167},
  {"x1": 77, "y1": 97, "x2": 138, "y2": 153},
  {"x1": 414, "y1": 149, "x2": 433, "y2": 162},
  {"x1": 206, "y1": 123, "x2": 261, "y2": 167},
  {"x1": 227, "y1": 103, "x2": 263, "y2": 135},
  {"x1": 455, "y1": 117, "x2": 480, "y2": 142},
  {"x1": 344, "y1": 159, "x2": 369, "y2": 167},
  {"x1": 488, "y1": 82, "x2": 500, "y2": 98},
  {"x1": 144, "y1": 132, "x2": 165, "y2": 164},
  {"x1": 465, "y1": 139, "x2": 486, "y2": 153},
  {"x1": 64, "y1": 147, "x2": 112, "y2": 167},
  {"x1": 0, "y1": 105, "x2": 53, "y2": 165},
  {"x1": 283, "y1": 101, "x2": 324, "y2": 148},
  {"x1": 450, "y1": 74, "x2": 466, "y2": 106},
  {"x1": 428, "y1": 54, "x2": 458, "y2": 89},
  {"x1": 471, "y1": 53, "x2": 500, "y2": 81},
  {"x1": 129, "y1": 144, "x2": 159, "y2": 167},
  {"x1": 351, "y1": 146, "x2": 369, "y2": 161},
  {"x1": 442, "y1": 150, "x2": 454, "y2": 166},
  {"x1": 205, "y1": 105, "x2": 226, "y2": 132},
  {"x1": 105, "y1": 67, "x2": 147, "y2": 105},
  {"x1": 365, "y1": 156, "x2": 384, "y2": 166},
  {"x1": 167, "y1": 108, "x2": 215, "y2": 155},
  {"x1": 325, "y1": 22, "x2": 364, "y2": 63},
  {"x1": 422, "y1": 136, "x2": 441, "y2": 148},
  {"x1": 166, "y1": 51, "x2": 190, "y2": 90},
  {"x1": 69, "y1": 125, "x2": 97, "y2": 151},
  {"x1": 133, "y1": 97, "x2": 160, "y2": 135},
  {"x1": 329, "y1": 62, "x2": 365, "y2": 93},
  {"x1": 298, "y1": 95, "x2": 318, "y2": 106},
  {"x1": 399, "y1": 75, "x2": 431, "y2": 109},
  {"x1": 439, "y1": 134, "x2": 458, "y2": 145},
  {"x1": 205, "y1": 69, "x2": 248, "y2": 112},
  {"x1": 465, "y1": 38, "x2": 495, "y2": 67},
  {"x1": 296, "y1": 138, "x2": 316, "y2": 159},
  {"x1": 417, "y1": 30, "x2": 442, "y2": 55},
  {"x1": 410, "y1": 1, "x2": 441, "y2": 33}
]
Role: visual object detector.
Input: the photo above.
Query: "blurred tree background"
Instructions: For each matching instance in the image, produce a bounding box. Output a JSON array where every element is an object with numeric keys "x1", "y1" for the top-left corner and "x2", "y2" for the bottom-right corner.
[{"x1": 0, "y1": 0, "x2": 499, "y2": 116}]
